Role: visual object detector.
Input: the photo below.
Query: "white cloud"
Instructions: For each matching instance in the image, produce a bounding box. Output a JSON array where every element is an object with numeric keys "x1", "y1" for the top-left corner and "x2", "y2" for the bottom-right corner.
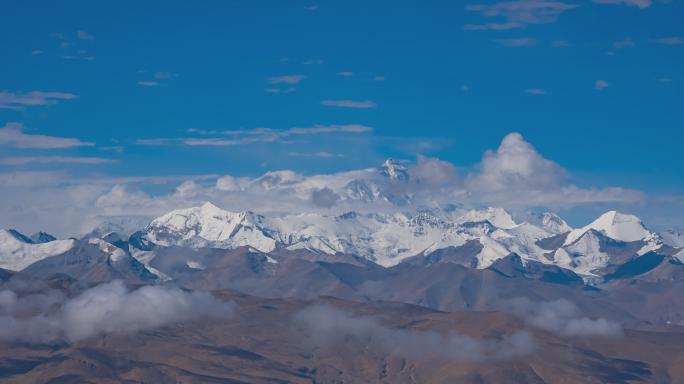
[
  {"x1": 31, "y1": 50, "x2": 42, "y2": 54},
  {"x1": 289, "y1": 152, "x2": 344, "y2": 157},
  {"x1": 614, "y1": 39, "x2": 635, "y2": 48},
  {"x1": 0, "y1": 280, "x2": 235, "y2": 344},
  {"x1": 464, "y1": 0, "x2": 580, "y2": 30},
  {"x1": 137, "y1": 81, "x2": 159, "y2": 86},
  {"x1": 374, "y1": 76, "x2": 385, "y2": 81},
  {"x1": 494, "y1": 38, "x2": 539, "y2": 47},
  {"x1": 337, "y1": 72, "x2": 353, "y2": 76},
  {"x1": 0, "y1": 123, "x2": 94, "y2": 148},
  {"x1": 0, "y1": 91, "x2": 79, "y2": 111},
  {"x1": 284, "y1": 88, "x2": 296, "y2": 93},
  {"x1": 320, "y1": 100, "x2": 378, "y2": 108},
  {"x1": 592, "y1": 0, "x2": 652, "y2": 8},
  {"x1": 499, "y1": 298, "x2": 623, "y2": 338},
  {"x1": 303, "y1": 60, "x2": 323, "y2": 65},
  {"x1": 294, "y1": 304, "x2": 535, "y2": 361},
  {"x1": 463, "y1": 85, "x2": 468, "y2": 91},
  {"x1": 647, "y1": 37, "x2": 684, "y2": 44},
  {"x1": 0, "y1": 133, "x2": 649, "y2": 237},
  {"x1": 264, "y1": 89, "x2": 281, "y2": 92},
  {"x1": 656, "y1": 78, "x2": 672, "y2": 82},
  {"x1": 0, "y1": 171, "x2": 68, "y2": 187},
  {"x1": 266, "y1": 75, "x2": 307, "y2": 84},
  {"x1": 304, "y1": 5, "x2": 317, "y2": 10},
  {"x1": 551, "y1": 40, "x2": 570, "y2": 46},
  {"x1": 525, "y1": 89, "x2": 547, "y2": 94},
  {"x1": 0, "y1": 156, "x2": 118, "y2": 165},
  {"x1": 60, "y1": 42, "x2": 73, "y2": 48},
  {"x1": 595, "y1": 80, "x2": 609, "y2": 90},
  {"x1": 466, "y1": 133, "x2": 565, "y2": 192},
  {"x1": 77, "y1": 31, "x2": 95, "y2": 40},
  {"x1": 154, "y1": 72, "x2": 171, "y2": 79}
]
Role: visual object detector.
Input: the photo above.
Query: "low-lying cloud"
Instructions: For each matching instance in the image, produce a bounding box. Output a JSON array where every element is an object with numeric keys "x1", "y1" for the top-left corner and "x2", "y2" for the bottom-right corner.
[
  {"x1": 293, "y1": 303, "x2": 536, "y2": 361},
  {"x1": 0, "y1": 279, "x2": 236, "y2": 344},
  {"x1": 498, "y1": 298, "x2": 624, "y2": 338}
]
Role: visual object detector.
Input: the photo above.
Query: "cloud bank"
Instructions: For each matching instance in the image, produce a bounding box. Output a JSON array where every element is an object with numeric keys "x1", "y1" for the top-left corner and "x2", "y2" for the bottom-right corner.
[
  {"x1": 498, "y1": 298, "x2": 624, "y2": 338},
  {"x1": 293, "y1": 303, "x2": 535, "y2": 361},
  {"x1": 0, "y1": 132, "x2": 648, "y2": 237},
  {"x1": 0, "y1": 279, "x2": 235, "y2": 344}
]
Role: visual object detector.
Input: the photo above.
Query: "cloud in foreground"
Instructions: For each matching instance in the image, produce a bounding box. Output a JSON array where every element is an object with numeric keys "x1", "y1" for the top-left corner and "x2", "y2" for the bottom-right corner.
[
  {"x1": 0, "y1": 280, "x2": 235, "y2": 344},
  {"x1": 498, "y1": 298, "x2": 624, "y2": 338},
  {"x1": 0, "y1": 123, "x2": 94, "y2": 148},
  {"x1": 293, "y1": 303, "x2": 535, "y2": 361},
  {"x1": 320, "y1": 100, "x2": 378, "y2": 108}
]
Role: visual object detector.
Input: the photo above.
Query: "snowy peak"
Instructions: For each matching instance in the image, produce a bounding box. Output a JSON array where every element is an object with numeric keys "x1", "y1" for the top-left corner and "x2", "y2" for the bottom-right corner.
[
  {"x1": 378, "y1": 158, "x2": 409, "y2": 180},
  {"x1": 525, "y1": 212, "x2": 572, "y2": 234},
  {"x1": 2, "y1": 229, "x2": 34, "y2": 244},
  {"x1": 659, "y1": 230, "x2": 684, "y2": 248},
  {"x1": 564, "y1": 211, "x2": 650, "y2": 246},
  {"x1": 457, "y1": 207, "x2": 517, "y2": 229},
  {"x1": 30, "y1": 232, "x2": 56, "y2": 244}
]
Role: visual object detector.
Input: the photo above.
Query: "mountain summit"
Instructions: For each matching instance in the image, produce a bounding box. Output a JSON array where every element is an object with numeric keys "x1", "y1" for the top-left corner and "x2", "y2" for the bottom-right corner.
[{"x1": 378, "y1": 158, "x2": 409, "y2": 180}]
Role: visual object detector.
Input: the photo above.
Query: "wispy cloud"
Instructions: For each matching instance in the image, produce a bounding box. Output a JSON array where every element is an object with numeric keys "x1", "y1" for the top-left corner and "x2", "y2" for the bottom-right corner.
[
  {"x1": 525, "y1": 89, "x2": 547, "y2": 94},
  {"x1": 50, "y1": 33, "x2": 64, "y2": 39},
  {"x1": 0, "y1": 156, "x2": 118, "y2": 165},
  {"x1": 266, "y1": 75, "x2": 307, "y2": 84},
  {"x1": 138, "y1": 124, "x2": 374, "y2": 146},
  {"x1": 647, "y1": 37, "x2": 684, "y2": 44},
  {"x1": 303, "y1": 5, "x2": 317, "y2": 10},
  {"x1": 303, "y1": 60, "x2": 323, "y2": 65},
  {"x1": 320, "y1": 100, "x2": 378, "y2": 108},
  {"x1": 154, "y1": 72, "x2": 171, "y2": 79},
  {"x1": 0, "y1": 91, "x2": 79, "y2": 111},
  {"x1": 595, "y1": 80, "x2": 609, "y2": 90},
  {"x1": 614, "y1": 39, "x2": 635, "y2": 48},
  {"x1": 0, "y1": 123, "x2": 94, "y2": 148},
  {"x1": 60, "y1": 42, "x2": 73, "y2": 49},
  {"x1": 592, "y1": 0, "x2": 652, "y2": 8},
  {"x1": 551, "y1": 40, "x2": 569, "y2": 46},
  {"x1": 374, "y1": 76, "x2": 385, "y2": 81},
  {"x1": 494, "y1": 38, "x2": 539, "y2": 47},
  {"x1": 656, "y1": 78, "x2": 672, "y2": 82},
  {"x1": 337, "y1": 72, "x2": 353, "y2": 76},
  {"x1": 137, "y1": 81, "x2": 159, "y2": 86},
  {"x1": 264, "y1": 89, "x2": 281, "y2": 92},
  {"x1": 77, "y1": 31, "x2": 94, "y2": 40},
  {"x1": 31, "y1": 50, "x2": 42, "y2": 54},
  {"x1": 464, "y1": 0, "x2": 580, "y2": 30},
  {"x1": 289, "y1": 152, "x2": 344, "y2": 157}
]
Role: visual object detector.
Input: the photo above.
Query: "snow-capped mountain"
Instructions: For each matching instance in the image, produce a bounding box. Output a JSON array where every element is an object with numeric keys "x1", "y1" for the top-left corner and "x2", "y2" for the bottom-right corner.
[
  {"x1": 29, "y1": 232, "x2": 56, "y2": 244},
  {"x1": 136, "y1": 202, "x2": 576, "y2": 272},
  {"x1": 1, "y1": 197, "x2": 677, "y2": 287},
  {"x1": 564, "y1": 211, "x2": 651, "y2": 245},
  {"x1": 0, "y1": 229, "x2": 75, "y2": 271},
  {"x1": 660, "y1": 230, "x2": 684, "y2": 248},
  {"x1": 133, "y1": 203, "x2": 676, "y2": 284}
]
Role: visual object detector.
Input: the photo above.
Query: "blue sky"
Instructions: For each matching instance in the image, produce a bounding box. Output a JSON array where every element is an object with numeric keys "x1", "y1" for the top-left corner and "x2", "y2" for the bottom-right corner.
[{"x1": 1, "y1": 0, "x2": 683, "y2": 233}]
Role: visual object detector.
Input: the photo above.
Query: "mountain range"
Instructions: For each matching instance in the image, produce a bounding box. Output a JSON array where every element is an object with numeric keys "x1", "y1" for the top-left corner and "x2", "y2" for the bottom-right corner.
[{"x1": 2, "y1": 159, "x2": 684, "y2": 382}]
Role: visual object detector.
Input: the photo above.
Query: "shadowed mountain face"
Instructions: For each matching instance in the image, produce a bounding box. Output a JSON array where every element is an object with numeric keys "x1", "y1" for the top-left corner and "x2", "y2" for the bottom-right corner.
[{"x1": 22, "y1": 239, "x2": 158, "y2": 285}]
